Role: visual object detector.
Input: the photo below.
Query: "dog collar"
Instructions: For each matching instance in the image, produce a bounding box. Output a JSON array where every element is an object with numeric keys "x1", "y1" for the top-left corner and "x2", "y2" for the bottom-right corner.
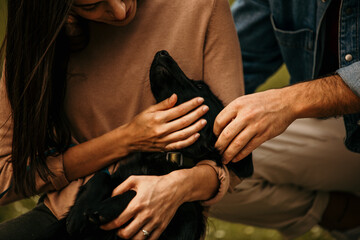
[{"x1": 166, "y1": 152, "x2": 195, "y2": 168}]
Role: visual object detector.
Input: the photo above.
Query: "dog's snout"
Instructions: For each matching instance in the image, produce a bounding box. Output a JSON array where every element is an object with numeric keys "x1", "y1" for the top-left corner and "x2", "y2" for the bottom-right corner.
[{"x1": 159, "y1": 50, "x2": 169, "y2": 56}]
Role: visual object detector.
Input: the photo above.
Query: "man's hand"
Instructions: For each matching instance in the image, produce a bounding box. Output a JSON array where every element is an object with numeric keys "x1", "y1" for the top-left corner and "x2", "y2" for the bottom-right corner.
[
  {"x1": 214, "y1": 89, "x2": 295, "y2": 164},
  {"x1": 214, "y1": 74, "x2": 360, "y2": 164}
]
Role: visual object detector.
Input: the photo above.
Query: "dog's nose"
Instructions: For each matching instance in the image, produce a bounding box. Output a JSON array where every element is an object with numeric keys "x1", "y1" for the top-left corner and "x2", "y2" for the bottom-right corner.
[{"x1": 159, "y1": 50, "x2": 169, "y2": 56}]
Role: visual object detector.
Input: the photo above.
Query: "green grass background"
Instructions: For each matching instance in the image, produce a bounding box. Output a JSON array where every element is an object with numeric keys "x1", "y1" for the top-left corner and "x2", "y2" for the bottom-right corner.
[{"x1": 0, "y1": 0, "x2": 333, "y2": 239}]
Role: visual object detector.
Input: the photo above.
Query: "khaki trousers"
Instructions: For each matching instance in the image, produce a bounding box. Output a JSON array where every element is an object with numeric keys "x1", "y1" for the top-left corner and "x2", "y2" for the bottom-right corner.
[{"x1": 210, "y1": 117, "x2": 360, "y2": 239}]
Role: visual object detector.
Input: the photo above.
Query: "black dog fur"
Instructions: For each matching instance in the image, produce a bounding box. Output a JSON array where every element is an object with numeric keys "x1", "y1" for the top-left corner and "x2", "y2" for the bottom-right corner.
[{"x1": 65, "y1": 50, "x2": 253, "y2": 240}]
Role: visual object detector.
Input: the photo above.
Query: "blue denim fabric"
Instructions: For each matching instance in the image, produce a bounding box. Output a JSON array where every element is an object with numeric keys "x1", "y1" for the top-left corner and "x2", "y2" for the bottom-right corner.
[{"x1": 232, "y1": 0, "x2": 360, "y2": 152}]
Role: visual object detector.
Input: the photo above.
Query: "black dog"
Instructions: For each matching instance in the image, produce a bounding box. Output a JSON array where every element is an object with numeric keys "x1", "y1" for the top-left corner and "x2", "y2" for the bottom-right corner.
[
  {"x1": 149, "y1": 51, "x2": 253, "y2": 178},
  {"x1": 65, "y1": 50, "x2": 253, "y2": 240}
]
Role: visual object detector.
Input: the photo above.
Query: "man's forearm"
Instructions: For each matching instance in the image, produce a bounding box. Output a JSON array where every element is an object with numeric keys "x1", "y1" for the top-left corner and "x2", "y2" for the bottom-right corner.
[{"x1": 283, "y1": 74, "x2": 360, "y2": 119}]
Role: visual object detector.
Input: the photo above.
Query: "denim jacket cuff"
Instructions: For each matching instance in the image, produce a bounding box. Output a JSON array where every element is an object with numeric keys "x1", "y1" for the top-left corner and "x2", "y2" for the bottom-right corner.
[{"x1": 336, "y1": 61, "x2": 360, "y2": 97}]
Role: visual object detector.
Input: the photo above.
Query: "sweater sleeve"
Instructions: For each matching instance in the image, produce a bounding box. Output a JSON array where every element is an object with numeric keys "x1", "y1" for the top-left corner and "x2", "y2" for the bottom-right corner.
[
  {"x1": 199, "y1": 0, "x2": 245, "y2": 205},
  {"x1": 196, "y1": 160, "x2": 230, "y2": 206},
  {"x1": 203, "y1": 0, "x2": 245, "y2": 106},
  {"x1": 0, "y1": 68, "x2": 69, "y2": 205}
]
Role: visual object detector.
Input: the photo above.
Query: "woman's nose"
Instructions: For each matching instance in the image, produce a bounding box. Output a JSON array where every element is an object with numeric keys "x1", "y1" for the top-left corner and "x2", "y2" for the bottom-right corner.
[{"x1": 107, "y1": 0, "x2": 126, "y2": 20}]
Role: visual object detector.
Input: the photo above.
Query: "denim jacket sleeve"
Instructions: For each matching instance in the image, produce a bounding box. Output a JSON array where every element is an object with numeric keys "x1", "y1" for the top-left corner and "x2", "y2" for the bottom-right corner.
[{"x1": 232, "y1": 0, "x2": 360, "y2": 153}]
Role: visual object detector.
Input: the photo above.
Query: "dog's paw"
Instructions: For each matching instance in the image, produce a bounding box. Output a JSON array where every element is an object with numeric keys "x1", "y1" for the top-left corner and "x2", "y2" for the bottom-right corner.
[
  {"x1": 86, "y1": 190, "x2": 137, "y2": 225},
  {"x1": 66, "y1": 204, "x2": 91, "y2": 235},
  {"x1": 86, "y1": 210, "x2": 107, "y2": 225},
  {"x1": 66, "y1": 171, "x2": 114, "y2": 235}
]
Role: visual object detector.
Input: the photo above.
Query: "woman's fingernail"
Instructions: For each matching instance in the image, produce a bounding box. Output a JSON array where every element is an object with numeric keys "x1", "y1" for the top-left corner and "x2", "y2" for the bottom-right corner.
[
  {"x1": 194, "y1": 133, "x2": 200, "y2": 139},
  {"x1": 202, "y1": 105, "x2": 209, "y2": 112},
  {"x1": 201, "y1": 119, "x2": 207, "y2": 125},
  {"x1": 197, "y1": 97, "x2": 204, "y2": 104}
]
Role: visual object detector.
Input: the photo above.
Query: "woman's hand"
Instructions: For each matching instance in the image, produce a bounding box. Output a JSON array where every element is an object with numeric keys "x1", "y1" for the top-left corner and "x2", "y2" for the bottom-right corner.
[
  {"x1": 214, "y1": 89, "x2": 296, "y2": 164},
  {"x1": 100, "y1": 174, "x2": 184, "y2": 240},
  {"x1": 61, "y1": 94, "x2": 207, "y2": 182},
  {"x1": 100, "y1": 165, "x2": 219, "y2": 239},
  {"x1": 121, "y1": 94, "x2": 209, "y2": 153}
]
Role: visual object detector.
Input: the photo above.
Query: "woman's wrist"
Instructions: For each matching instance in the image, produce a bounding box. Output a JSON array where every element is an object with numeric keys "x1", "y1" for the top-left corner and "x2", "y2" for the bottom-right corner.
[
  {"x1": 168, "y1": 165, "x2": 219, "y2": 204},
  {"x1": 112, "y1": 124, "x2": 133, "y2": 157},
  {"x1": 63, "y1": 127, "x2": 131, "y2": 181}
]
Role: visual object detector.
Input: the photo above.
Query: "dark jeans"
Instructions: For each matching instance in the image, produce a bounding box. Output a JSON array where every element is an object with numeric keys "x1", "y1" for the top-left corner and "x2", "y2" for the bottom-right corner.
[{"x1": 0, "y1": 202, "x2": 70, "y2": 240}]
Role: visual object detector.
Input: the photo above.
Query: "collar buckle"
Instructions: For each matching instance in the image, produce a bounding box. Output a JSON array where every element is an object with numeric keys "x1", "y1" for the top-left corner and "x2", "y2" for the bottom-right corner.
[{"x1": 166, "y1": 152, "x2": 184, "y2": 167}]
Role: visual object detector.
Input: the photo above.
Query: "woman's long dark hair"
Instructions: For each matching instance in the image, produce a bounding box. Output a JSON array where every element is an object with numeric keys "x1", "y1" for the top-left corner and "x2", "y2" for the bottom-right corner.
[{"x1": 4, "y1": 0, "x2": 74, "y2": 196}]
